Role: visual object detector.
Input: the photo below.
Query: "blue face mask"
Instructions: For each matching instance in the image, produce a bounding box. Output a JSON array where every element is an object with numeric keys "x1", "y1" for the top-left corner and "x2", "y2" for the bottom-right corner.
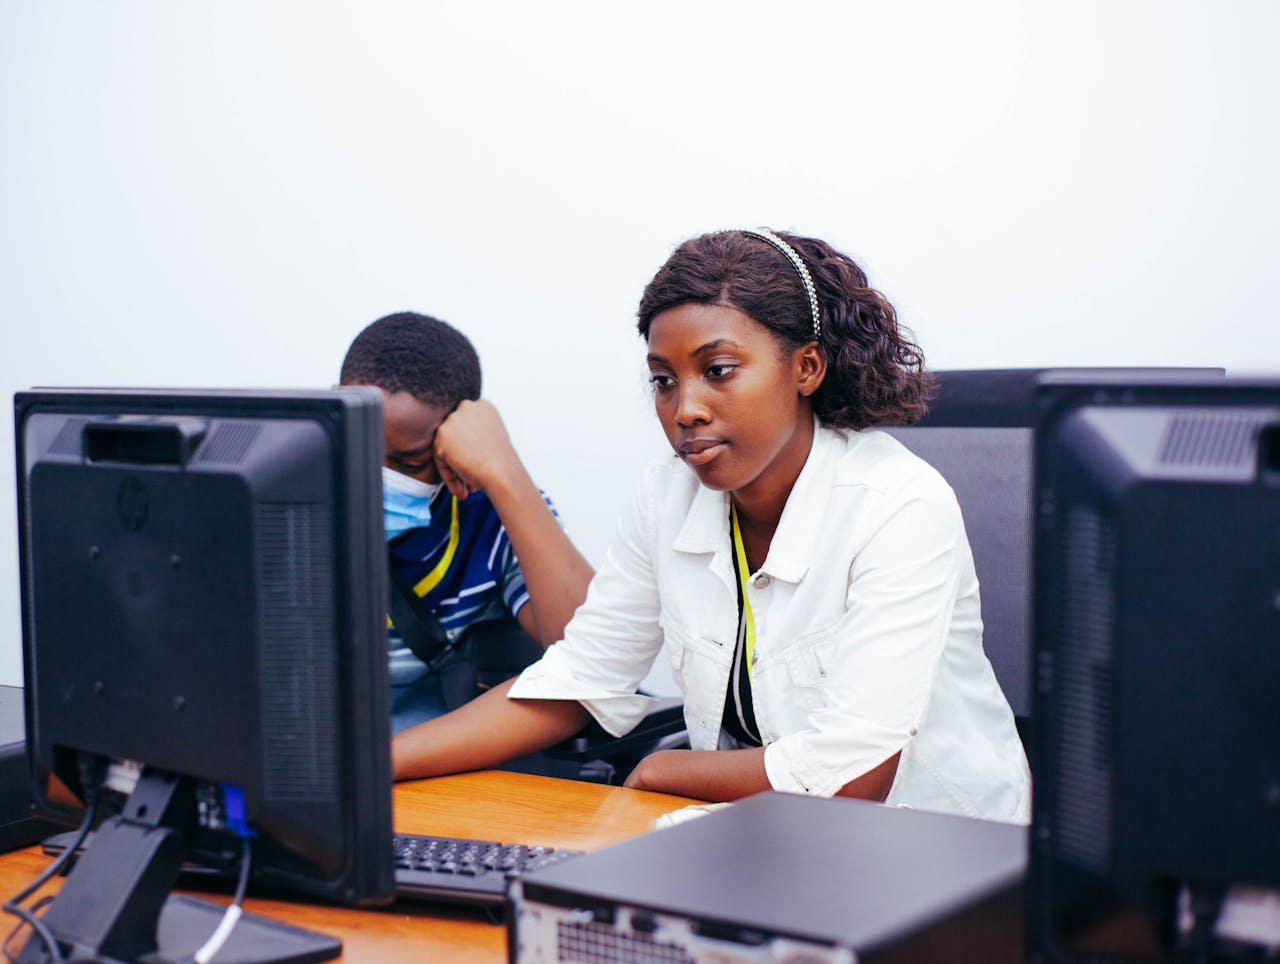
[{"x1": 382, "y1": 467, "x2": 442, "y2": 541}]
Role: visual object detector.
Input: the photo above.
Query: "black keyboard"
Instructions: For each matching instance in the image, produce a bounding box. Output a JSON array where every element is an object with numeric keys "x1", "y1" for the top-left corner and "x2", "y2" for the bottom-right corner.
[
  {"x1": 393, "y1": 832, "x2": 583, "y2": 906},
  {"x1": 43, "y1": 829, "x2": 583, "y2": 910}
]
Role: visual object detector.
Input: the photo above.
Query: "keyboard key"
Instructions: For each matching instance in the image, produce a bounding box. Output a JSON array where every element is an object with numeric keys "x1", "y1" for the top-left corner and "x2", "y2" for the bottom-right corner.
[{"x1": 390, "y1": 832, "x2": 584, "y2": 907}]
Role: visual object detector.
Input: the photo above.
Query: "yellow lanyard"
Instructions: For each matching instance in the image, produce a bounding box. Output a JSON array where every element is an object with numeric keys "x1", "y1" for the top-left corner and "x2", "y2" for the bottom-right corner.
[
  {"x1": 729, "y1": 504, "x2": 757, "y2": 683},
  {"x1": 412, "y1": 495, "x2": 460, "y2": 598}
]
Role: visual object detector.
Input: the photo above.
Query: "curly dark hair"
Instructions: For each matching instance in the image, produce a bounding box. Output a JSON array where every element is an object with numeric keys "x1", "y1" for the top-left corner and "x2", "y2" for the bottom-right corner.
[
  {"x1": 339, "y1": 311, "x2": 481, "y2": 409},
  {"x1": 636, "y1": 231, "x2": 934, "y2": 428}
]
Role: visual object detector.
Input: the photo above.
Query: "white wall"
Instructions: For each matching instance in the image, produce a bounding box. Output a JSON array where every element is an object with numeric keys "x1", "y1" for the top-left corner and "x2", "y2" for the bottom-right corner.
[{"x1": 2, "y1": 1, "x2": 1278, "y2": 690}]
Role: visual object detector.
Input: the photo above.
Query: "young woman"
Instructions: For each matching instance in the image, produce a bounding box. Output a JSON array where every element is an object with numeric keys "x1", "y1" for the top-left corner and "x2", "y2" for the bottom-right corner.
[{"x1": 392, "y1": 229, "x2": 1031, "y2": 823}]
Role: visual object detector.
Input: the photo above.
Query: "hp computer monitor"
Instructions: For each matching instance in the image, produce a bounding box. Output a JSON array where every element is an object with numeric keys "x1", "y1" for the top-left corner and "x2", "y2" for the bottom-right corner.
[
  {"x1": 14, "y1": 388, "x2": 394, "y2": 962},
  {"x1": 1028, "y1": 376, "x2": 1280, "y2": 959}
]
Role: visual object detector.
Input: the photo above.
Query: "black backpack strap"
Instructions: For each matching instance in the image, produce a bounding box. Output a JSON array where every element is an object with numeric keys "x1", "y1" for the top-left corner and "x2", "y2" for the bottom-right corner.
[
  {"x1": 386, "y1": 552, "x2": 544, "y2": 711},
  {"x1": 438, "y1": 617, "x2": 544, "y2": 711},
  {"x1": 386, "y1": 559, "x2": 451, "y2": 666}
]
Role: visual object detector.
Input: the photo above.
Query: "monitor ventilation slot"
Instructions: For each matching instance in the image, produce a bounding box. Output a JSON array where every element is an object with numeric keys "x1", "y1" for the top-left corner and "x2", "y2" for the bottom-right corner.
[
  {"x1": 46, "y1": 418, "x2": 89, "y2": 456},
  {"x1": 195, "y1": 423, "x2": 262, "y2": 464},
  {"x1": 1053, "y1": 504, "x2": 1116, "y2": 875},
  {"x1": 256, "y1": 503, "x2": 338, "y2": 802},
  {"x1": 1158, "y1": 414, "x2": 1261, "y2": 466}
]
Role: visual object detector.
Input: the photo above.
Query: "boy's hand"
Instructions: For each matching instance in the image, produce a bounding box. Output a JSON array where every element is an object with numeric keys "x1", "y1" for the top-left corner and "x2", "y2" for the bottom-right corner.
[
  {"x1": 432, "y1": 399, "x2": 523, "y2": 500},
  {"x1": 431, "y1": 397, "x2": 593, "y2": 648}
]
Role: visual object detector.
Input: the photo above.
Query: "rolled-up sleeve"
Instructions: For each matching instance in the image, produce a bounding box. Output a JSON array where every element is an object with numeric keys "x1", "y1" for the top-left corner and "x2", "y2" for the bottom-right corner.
[
  {"x1": 508, "y1": 464, "x2": 667, "y2": 737},
  {"x1": 764, "y1": 479, "x2": 967, "y2": 796}
]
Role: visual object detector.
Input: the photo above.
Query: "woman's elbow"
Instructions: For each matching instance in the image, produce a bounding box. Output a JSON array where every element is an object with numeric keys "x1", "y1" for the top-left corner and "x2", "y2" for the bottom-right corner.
[{"x1": 835, "y1": 749, "x2": 901, "y2": 802}]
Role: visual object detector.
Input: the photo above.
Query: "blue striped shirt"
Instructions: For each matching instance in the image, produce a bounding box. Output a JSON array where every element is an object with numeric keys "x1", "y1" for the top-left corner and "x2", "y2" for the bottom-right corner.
[{"x1": 386, "y1": 489, "x2": 556, "y2": 688}]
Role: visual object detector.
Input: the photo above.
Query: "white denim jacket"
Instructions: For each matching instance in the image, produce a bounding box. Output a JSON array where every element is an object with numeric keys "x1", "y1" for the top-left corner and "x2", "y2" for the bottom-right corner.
[{"x1": 509, "y1": 423, "x2": 1031, "y2": 823}]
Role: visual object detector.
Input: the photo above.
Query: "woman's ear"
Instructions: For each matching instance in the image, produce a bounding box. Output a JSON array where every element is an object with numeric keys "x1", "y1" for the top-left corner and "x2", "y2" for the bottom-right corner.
[{"x1": 794, "y1": 342, "x2": 827, "y2": 398}]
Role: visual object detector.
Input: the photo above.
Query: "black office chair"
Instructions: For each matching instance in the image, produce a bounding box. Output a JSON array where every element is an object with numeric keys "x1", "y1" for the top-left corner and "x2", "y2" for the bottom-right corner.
[
  {"x1": 882, "y1": 370, "x2": 1038, "y2": 736},
  {"x1": 882, "y1": 367, "x2": 1224, "y2": 748}
]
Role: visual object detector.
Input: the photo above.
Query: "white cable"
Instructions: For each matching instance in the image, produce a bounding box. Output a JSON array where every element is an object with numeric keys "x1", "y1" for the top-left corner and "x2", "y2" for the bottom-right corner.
[
  {"x1": 193, "y1": 905, "x2": 242, "y2": 964},
  {"x1": 192, "y1": 836, "x2": 251, "y2": 963}
]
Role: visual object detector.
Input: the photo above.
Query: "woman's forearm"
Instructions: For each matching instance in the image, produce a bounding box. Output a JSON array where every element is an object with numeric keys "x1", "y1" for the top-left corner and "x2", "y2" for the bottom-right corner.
[
  {"x1": 623, "y1": 747, "x2": 771, "y2": 802},
  {"x1": 392, "y1": 677, "x2": 591, "y2": 781},
  {"x1": 623, "y1": 747, "x2": 902, "y2": 803}
]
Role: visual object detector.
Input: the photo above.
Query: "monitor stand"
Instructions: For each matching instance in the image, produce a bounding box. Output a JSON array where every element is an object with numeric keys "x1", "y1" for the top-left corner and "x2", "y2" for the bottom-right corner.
[{"x1": 18, "y1": 770, "x2": 340, "y2": 964}]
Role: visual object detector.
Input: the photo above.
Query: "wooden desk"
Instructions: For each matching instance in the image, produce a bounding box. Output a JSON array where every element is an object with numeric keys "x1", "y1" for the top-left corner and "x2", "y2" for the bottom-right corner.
[{"x1": 0, "y1": 771, "x2": 703, "y2": 962}]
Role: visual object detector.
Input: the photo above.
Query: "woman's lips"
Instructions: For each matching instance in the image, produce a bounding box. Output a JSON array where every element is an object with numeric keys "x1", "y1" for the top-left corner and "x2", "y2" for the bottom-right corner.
[{"x1": 679, "y1": 438, "x2": 727, "y2": 467}]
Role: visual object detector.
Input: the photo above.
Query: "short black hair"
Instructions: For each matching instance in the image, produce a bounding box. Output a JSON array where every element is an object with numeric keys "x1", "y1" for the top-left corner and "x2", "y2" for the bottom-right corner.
[{"x1": 339, "y1": 312, "x2": 481, "y2": 409}]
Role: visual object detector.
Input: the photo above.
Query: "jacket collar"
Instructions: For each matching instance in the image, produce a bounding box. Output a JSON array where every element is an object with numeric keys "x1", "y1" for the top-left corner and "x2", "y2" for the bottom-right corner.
[{"x1": 672, "y1": 418, "x2": 842, "y2": 585}]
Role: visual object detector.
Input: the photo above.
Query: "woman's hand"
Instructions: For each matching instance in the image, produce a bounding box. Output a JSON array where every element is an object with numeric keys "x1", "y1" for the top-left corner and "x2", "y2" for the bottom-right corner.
[{"x1": 622, "y1": 749, "x2": 678, "y2": 792}]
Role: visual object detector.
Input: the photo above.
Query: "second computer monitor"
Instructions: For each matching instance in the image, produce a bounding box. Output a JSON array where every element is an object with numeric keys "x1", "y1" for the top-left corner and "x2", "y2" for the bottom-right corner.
[{"x1": 1028, "y1": 375, "x2": 1280, "y2": 958}]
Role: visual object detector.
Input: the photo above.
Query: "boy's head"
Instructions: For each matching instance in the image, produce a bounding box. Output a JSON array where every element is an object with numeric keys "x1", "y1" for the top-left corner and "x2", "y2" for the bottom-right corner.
[
  {"x1": 341, "y1": 312, "x2": 482, "y2": 484},
  {"x1": 340, "y1": 312, "x2": 482, "y2": 409}
]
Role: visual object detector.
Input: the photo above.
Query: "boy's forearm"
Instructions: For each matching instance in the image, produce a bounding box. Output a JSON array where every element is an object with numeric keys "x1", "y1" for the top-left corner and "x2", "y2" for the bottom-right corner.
[
  {"x1": 391, "y1": 677, "x2": 591, "y2": 781},
  {"x1": 483, "y1": 464, "x2": 594, "y2": 645},
  {"x1": 431, "y1": 400, "x2": 594, "y2": 645}
]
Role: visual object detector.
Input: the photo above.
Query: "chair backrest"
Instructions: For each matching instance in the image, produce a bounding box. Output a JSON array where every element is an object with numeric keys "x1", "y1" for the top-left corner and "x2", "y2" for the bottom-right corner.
[
  {"x1": 882, "y1": 367, "x2": 1224, "y2": 721},
  {"x1": 882, "y1": 370, "x2": 1038, "y2": 718}
]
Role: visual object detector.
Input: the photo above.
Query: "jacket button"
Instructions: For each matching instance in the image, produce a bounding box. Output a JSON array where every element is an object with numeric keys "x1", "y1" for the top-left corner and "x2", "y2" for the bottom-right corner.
[{"x1": 754, "y1": 574, "x2": 772, "y2": 589}]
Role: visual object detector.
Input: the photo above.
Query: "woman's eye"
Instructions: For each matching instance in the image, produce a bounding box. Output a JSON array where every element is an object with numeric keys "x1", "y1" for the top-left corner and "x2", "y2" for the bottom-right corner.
[
  {"x1": 649, "y1": 373, "x2": 675, "y2": 391},
  {"x1": 706, "y1": 364, "x2": 737, "y2": 380}
]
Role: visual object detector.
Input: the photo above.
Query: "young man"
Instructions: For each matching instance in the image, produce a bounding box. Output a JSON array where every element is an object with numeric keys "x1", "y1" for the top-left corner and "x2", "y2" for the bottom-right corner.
[{"x1": 340, "y1": 312, "x2": 593, "y2": 732}]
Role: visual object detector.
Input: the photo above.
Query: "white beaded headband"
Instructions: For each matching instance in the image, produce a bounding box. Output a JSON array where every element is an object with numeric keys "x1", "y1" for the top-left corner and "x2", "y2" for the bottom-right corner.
[{"x1": 739, "y1": 228, "x2": 822, "y2": 341}]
